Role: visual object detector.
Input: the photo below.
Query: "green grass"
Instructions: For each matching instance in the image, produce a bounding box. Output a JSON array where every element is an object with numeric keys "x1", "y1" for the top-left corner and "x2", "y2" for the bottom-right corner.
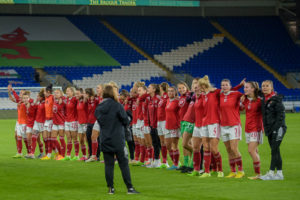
[
  {"x1": 0, "y1": 41, "x2": 120, "y2": 67},
  {"x1": 0, "y1": 114, "x2": 300, "y2": 200}
]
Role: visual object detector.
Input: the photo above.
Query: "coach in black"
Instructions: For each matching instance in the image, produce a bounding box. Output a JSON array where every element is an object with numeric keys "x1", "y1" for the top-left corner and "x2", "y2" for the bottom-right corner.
[
  {"x1": 94, "y1": 84, "x2": 139, "y2": 195},
  {"x1": 259, "y1": 80, "x2": 287, "y2": 181}
]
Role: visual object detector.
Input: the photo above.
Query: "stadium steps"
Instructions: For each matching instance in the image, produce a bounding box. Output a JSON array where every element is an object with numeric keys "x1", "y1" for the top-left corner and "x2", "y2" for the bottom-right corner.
[
  {"x1": 100, "y1": 19, "x2": 172, "y2": 78},
  {"x1": 154, "y1": 35, "x2": 224, "y2": 71},
  {"x1": 210, "y1": 20, "x2": 292, "y2": 89}
]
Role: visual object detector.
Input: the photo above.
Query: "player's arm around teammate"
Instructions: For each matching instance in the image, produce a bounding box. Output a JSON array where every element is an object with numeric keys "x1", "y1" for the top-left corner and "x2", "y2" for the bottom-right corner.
[
  {"x1": 242, "y1": 81, "x2": 263, "y2": 180},
  {"x1": 62, "y1": 87, "x2": 79, "y2": 161}
]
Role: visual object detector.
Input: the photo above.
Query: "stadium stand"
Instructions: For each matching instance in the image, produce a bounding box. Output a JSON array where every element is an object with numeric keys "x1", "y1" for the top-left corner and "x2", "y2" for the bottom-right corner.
[
  {"x1": 216, "y1": 17, "x2": 300, "y2": 75},
  {"x1": 0, "y1": 67, "x2": 40, "y2": 88}
]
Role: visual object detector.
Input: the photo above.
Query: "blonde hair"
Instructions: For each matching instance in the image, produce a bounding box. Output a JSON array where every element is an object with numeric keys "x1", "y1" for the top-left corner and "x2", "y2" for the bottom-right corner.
[
  {"x1": 23, "y1": 90, "x2": 31, "y2": 96},
  {"x1": 97, "y1": 84, "x2": 104, "y2": 89},
  {"x1": 55, "y1": 89, "x2": 64, "y2": 97},
  {"x1": 66, "y1": 86, "x2": 76, "y2": 96},
  {"x1": 198, "y1": 75, "x2": 212, "y2": 89},
  {"x1": 134, "y1": 81, "x2": 145, "y2": 88},
  {"x1": 262, "y1": 80, "x2": 274, "y2": 91}
]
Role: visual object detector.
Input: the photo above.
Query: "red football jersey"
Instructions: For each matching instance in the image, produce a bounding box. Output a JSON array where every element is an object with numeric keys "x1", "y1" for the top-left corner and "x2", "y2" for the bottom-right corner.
[
  {"x1": 77, "y1": 99, "x2": 88, "y2": 124},
  {"x1": 53, "y1": 98, "x2": 65, "y2": 125},
  {"x1": 142, "y1": 96, "x2": 150, "y2": 126},
  {"x1": 124, "y1": 97, "x2": 132, "y2": 111},
  {"x1": 243, "y1": 97, "x2": 264, "y2": 132},
  {"x1": 202, "y1": 89, "x2": 221, "y2": 126},
  {"x1": 157, "y1": 92, "x2": 168, "y2": 122},
  {"x1": 87, "y1": 96, "x2": 101, "y2": 124},
  {"x1": 35, "y1": 100, "x2": 46, "y2": 123},
  {"x1": 264, "y1": 91, "x2": 276, "y2": 102},
  {"x1": 65, "y1": 96, "x2": 77, "y2": 122},
  {"x1": 178, "y1": 93, "x2": 190, "y2": 122},
  {"x1": 26, "y1": 100, "x2": 37, "y2": 128},
  {"x1": 131, "y1": 97, "x2": 138, "y2": 125},
  {"x1": 194, "y1": 95, "x2": 204, "y2": 127},
  {"x1": 219, "y1": 91, "x2": 243, "y2": 126},
  {"x1": 182, "y1": 101, "x2": 195, "y2": 123},
  {"x1": 165, "y1": 98, "x2": 180, "y2": 130},
  {"x1": 148, "y1": 95, "x2": 160, "y2": 128},
  {"x1": 137, "y1": 94, "x2": 148, "y2": 121}
]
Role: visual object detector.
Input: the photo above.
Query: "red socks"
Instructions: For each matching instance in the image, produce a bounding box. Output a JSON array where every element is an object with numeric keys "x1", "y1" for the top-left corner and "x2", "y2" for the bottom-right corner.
[
  {"x1": 24, "y1": 138, "x2": 31, "y2": 154},
  {"x1": 169, "y1": 149, "x2": 174, "y2": 163},
  {"x1": 51, "y1": 137, "x2": 61, "y2": 155},
  {"x1": 253, "y1": 161, "x2": 260, "y2": 174},
  {"x1": 92, "y1": 141, "x2": 98, "y2": 156},
  {"x1": 193, "y1": 151, "x2": 201, "y2": 171},
  {"x1": 140, "y1": 145, "x2": 145, "y2": 163},
  {"x1": 81, "y1": 144, "x2": 87, "y2": 157},
  {"x1": 161, "y1": 145, "x2": 167, "y2": 163},
  {"x1": 67, "y1": 142, "x2": 72, "y2": 156},
  {"x1": 229, "y1": 159, "x2": 236, "y2": 172},
  {"x1": 44, "y1": 138, "x2": 48, "y2": 154},
  {"x1": 213, "y1": 152, "x2": 223, "y2": 172},
  {"x1": 203, "y1": 151, "x2": 211, "y2": 173},
  {"x1": 74, "y1": 141, "x2": 79, "y2": 156},
  {"x1": 134, "y1": 142, "x2": 140, "y2": 161},
  {"x1": 235, "y1": 156, "x2": 243, "y2": 171},
  {"x1": 59, "y1": 137, "x2": 66, "y2": 157},
  {"x1": 211, "y1": 154, "x2": 217, "y2": 172},
  {"x1": 48, "y1": 138, "x2": 53, "y2": 154},
  {"x1": 17, "y1": 137, "x2": 22, "y2": 154},
  {"x1": 173, "y1": 150, "x2": 180, "y2": 166},
  {"x1": 31, "y1": 135, "x2": 38, "y2": 155}
]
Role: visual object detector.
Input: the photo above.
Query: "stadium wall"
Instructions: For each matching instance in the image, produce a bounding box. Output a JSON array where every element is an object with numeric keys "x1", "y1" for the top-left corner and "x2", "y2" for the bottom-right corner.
[{"x1": 0, "y1": 0, "x2": 277, "y2": 16}]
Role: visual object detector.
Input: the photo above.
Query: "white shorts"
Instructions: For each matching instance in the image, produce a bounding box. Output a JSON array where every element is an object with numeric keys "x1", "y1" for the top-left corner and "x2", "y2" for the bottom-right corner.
[
  {"x1": 26, "y1": 126, "x2": 33, "y2": 134},
  {"x1": 52, "y1": 124, "x2": 65, "y2": 131},
  {"x1": 132, "y1": 124, "x2": 138, "y2": 136},
  {"x1": 92, "y1": 121, "x2": 100, "y2": 132},
  {"x1": 136, "y1": 127, "x2": 144, "y2": 139},
  {"x1": 65, "y1": 121, "x2": 78, "y2": 132},
  {"x1": 157, "y1": 121, "x2": 168, "y2": 136},
  {"x1": 246, "y1": 131, "x2": 263, "y2": 144},
  {"x1": 15, "y1": 121, "x2": 18, "y2": 132},
  {"x1": 201, "y1": 123, "x2": 220, "y2": 139},
  {"x1": 142, "y1": 126, "x2": 150, "y2": 134},
  {"x1": 136, "y1": 119, "x2": 144, "y2": 129},
  {"x1": 221, "y1": 125, "x2": 242, "y2": 142},
  {"x1": 33, "y1": 121, "x2": 44, "y2": 133},
  {"x1": 44, "y1": 120, "x2": 53, "y2": 132},
  {"x1": 192, "y1": 126, "x2": 203, "y2": 138},
  {"x1": 16, "y1": 124, "x2": 26, "y2": 138},
  {"x1": 165, "y1": 129, "x2": 180, "y2": 139},
  {"x1": 78, "y1": 123, "x2": 87, "y2": 134}
]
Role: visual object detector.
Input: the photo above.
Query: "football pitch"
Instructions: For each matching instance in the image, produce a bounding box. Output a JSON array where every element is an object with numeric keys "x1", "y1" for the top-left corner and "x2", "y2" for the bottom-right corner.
[{"x1": 0, "y1": 114, "x2": 300, "y2": 200}]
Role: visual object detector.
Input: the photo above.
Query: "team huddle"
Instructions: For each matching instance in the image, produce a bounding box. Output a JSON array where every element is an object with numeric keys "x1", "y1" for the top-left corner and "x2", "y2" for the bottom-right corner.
[{"x1": 8, "y1": 75, "x2": 286, "y2": 181}]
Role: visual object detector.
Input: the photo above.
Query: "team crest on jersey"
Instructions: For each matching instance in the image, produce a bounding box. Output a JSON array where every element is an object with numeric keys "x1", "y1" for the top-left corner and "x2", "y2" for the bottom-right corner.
[
  {"x1": 178, "y1": 98, "x2": 186, "y2": 107},
  {"x1": 132, "y1": 103, "x2": 137, "y2": 111},
  {"x1": 204, "y1": 95, "x2": 208, "y2": 102},
  {"x1": 158, "y1": 99, "x2": 164, "y2": 107},
  {"x1": 53, "y1": 105, "x2": 58, "y2": 113},
  {"x1": 224, "y1": 96, "x2": 227, "y2": 102}
]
